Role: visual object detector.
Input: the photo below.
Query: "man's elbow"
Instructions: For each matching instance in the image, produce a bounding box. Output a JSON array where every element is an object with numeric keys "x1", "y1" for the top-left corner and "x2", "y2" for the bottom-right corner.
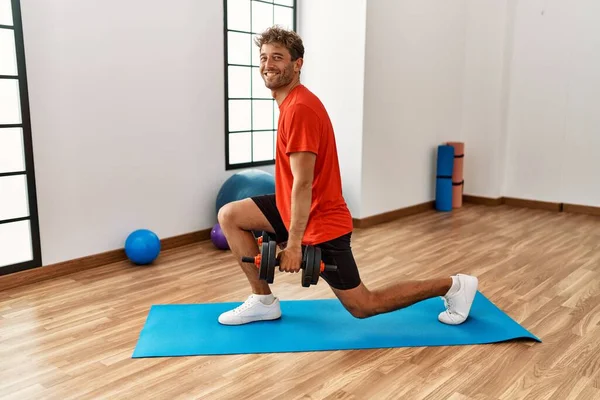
[{"x1": 293, "y1": 178, "x2": 313, "y2": 190}]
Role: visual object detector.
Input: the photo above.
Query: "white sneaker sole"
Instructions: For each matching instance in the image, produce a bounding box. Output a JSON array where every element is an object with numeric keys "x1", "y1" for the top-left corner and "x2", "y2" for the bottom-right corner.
[{"x1": 218, "y1": 311, "x2": 282, "y2": 325}]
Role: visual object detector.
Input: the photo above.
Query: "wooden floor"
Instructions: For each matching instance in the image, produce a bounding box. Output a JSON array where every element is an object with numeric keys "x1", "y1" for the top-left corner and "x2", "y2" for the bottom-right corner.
[{"x1": 1, "y1": 203, "x2": 600, "y2": 399}]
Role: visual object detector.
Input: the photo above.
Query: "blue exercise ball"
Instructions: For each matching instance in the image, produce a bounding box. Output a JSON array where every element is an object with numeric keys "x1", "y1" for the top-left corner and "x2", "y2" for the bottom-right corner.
[
  {"x1": 125, "y1": 229, "x2": 161, "y2": 265},
  {"x1": 216, "y1": 169, "x2": 275, "y2": 214}
]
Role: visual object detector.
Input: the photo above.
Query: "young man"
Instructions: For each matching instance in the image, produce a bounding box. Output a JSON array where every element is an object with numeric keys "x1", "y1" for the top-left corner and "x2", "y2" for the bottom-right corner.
[{"x1": 217, "y1": 26, "x2": 478, "y2": 325}]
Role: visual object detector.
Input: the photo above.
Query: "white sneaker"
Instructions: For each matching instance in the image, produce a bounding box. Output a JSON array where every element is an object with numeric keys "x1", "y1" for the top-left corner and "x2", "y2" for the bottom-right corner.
[
  {"x1": 218, "y1": 294, "x2": 282, "y2": 325},
  {"x1": 438, "y1": 274, "x2": 479, "y2": 325}
]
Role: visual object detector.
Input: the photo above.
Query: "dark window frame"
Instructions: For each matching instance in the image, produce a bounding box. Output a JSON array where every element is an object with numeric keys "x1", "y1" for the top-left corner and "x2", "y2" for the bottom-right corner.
[
  {"x1": 0, "y1": 0, "x2": 42, "y2": 275},
  {"x1": 223, "y1": 0, "x2": 297, "y2": 170}
]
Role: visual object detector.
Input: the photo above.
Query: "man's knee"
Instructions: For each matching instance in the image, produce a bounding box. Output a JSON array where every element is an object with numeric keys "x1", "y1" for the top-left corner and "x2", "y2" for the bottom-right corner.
[
  {"x1": 334, "y1": 285, "x2": 375, "y2": 319},
  {"x1": 217, "y1": 201, "x2": 239, "y2": 226},
  {"x1": 344, "y1": 303, "x2": 372, "y2": 319},
  {"x1": 217, "y1": 197, "x2": 276, "y2": 236}
]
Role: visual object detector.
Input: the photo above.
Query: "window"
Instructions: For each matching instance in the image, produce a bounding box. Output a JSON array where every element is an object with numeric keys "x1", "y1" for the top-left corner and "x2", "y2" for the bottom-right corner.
[
  {"x1": 223, "y1": 0, "x2": 296, "y2": 170},
  {"x1": 0, "y1": 0, "x2": 42, "y2": 275}
]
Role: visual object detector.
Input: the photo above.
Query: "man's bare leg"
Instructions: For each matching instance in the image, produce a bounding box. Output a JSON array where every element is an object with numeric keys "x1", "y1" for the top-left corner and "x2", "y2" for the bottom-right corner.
[
  {"x1": 332, "y1": 273, "x2": 479, "y2": 324},
  {"x1": 217, "y1": 197, "x2": 284, "y2": 325},
  {"x1": 331, "y1": 279, "x2": 452, "y2": 318},
  {"x1": 217, "y1": 198, "x2": 276, "y2": 295}
]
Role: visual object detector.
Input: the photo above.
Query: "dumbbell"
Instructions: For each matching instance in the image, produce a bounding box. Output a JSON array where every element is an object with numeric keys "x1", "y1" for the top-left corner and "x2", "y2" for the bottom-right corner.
[{"x1": 241, "y1": 232, "x2": 337, "y2": 287}]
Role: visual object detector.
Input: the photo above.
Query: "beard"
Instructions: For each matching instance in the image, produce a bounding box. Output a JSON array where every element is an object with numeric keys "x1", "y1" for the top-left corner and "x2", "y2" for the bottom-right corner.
[{"x1": 261, "y1": 63, "x2": 295, "y2": 90}]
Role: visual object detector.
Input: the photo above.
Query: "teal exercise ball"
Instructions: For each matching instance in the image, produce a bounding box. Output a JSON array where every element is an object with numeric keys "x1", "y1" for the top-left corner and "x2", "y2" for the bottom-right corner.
[{"x1": 216, "y1": 169, "x2": 275, "y2": 214}]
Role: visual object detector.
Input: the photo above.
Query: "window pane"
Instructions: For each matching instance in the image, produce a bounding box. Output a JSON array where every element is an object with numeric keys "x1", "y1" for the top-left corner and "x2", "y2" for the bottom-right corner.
[
  {"x1": 274, "y1": 5, "x2": 294, "y2": 31},
  {"x1": 229, "y1": 132, "x2": 252, "y2": 164},
  {"x1": 228, "y1": 100, "x2": 251, "y2": 132},
  {"x1": 227, "y1": 66, "x2": 251, "y2": 98},
  {"x1": 0, "y1": 175, "x2": 29, "y2": 220},
  {"x1": 227, "y1": 0, "x2": 250, "y2": 32},
  {"x1": 274, "y1": 100, "x2": 280, "y2": 123},
  {"x1": 227, "y1": 31, "x2": 252, "y2": 66},
  {"x1": 252, "y1": 67, "x2": 272, "y2": 98},
  {"x1": 252, "y1": 1, "x2": 273, "y2": 34},
  {"x1": 253, "y1": 100, "x2": 274, "y2": 130},
  {"x1": 0, "y1": 1, "x2": 13, "y2": 26},
  {"x1": 253, "y1": 130, "x2": 275, "y2": 162},
  {"x1": 0, "y1": 79, "x2": 21, "y2": 124},
  {"x1": 0, "y1": 28, "x2": 17, "y2": 75},
  {"x1": 274, "y1": 0, "x2": 293, "y2": 6},
  {"x1": 0, "y1": 220, "x2": 32, "y2": 267},
  {"x1": 251, "y1": 34, "x2": 261, "y2": 66},
  {"x1": 0, "y1": 128, "x2": 25, "y2": 173}
]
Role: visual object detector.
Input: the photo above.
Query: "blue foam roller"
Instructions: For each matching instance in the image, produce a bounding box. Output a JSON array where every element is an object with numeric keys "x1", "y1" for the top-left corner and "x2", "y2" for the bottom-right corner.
[
  {"x1": 436, "y1": 145, "x2": 455, "y2": 177},
  {"x1": 436, "y1": 176, "x2": 453, "y2": 211},
  {"x1": 435, "y1": 145, "x2": 454, "y2": 212}
]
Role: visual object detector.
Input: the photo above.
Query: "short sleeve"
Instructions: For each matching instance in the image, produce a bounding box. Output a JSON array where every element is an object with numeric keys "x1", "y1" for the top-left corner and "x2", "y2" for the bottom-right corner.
[{"x1": 283, "y1": 104, "x2": 321, "y2": 155}]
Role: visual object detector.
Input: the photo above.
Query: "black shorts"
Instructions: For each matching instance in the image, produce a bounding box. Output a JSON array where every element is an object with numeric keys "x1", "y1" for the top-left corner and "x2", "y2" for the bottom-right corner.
[{"x1": 251, "y1": 194, "x2": 361, "y2": 291}]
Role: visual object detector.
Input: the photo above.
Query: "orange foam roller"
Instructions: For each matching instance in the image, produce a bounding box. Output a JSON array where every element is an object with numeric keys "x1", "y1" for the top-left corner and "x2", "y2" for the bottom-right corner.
[
  {"x1": 447, "y1": 142, "x2": 464, "y2": 208},
  {"x1": 452, "y1": 183, "x2": 463, "y2": 208}
]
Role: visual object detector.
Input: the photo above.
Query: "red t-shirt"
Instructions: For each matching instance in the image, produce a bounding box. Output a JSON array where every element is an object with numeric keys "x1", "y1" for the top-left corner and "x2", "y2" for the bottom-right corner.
[{"x1": 275, "y1": 84, "x2": 353, "y2": 245}]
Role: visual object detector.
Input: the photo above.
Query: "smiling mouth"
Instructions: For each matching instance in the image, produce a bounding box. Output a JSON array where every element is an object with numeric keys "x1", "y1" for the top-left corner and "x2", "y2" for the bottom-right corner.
[{"x1": 264, "y1": 71, "x2": 279, "y2": 78}]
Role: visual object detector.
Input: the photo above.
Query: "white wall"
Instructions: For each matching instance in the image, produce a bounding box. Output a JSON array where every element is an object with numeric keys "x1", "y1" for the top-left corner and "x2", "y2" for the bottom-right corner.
[
  {"x1": 21, "y1": 0, "x2": 272, "y2": 265},
  {"x1": 345, "y1": 0, "x2": 600, "y2": 212},
  {"x1": 504, "y1": 0, "x2": 600, "y2": 206},
  {"x1": 361, "y1": 0, "x2": 467, "y2": 217},
  {"x1": 560, "y1": 0, "x2": 600, "y2": 207},
  {"x1": 460, "y1": 0, "x2": 513, "y2": 199},
  {"x1": 503, "y1": 0, "x2": 572, "y2": 203},
  {"x1": 297, "y1": 0, "x2": 366, "y2": 218}
]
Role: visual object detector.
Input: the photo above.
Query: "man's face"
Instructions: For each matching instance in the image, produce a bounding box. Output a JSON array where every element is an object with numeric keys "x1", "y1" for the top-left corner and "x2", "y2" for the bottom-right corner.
[{"x1": 259, "y1": 43, "x2": 300, "y2": 90}]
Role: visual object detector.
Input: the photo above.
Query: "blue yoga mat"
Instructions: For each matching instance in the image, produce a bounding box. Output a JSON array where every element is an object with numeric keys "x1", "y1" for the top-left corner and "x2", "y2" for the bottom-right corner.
[
  {"x1": 435, "y1": 145, "x2": 454, "y2": 211},
  {"x1": 435, "y1": 177, "x2": 453, "y2": 211},
  {"x1": 436, "y1": 144, "x2": 455, "y2": 177},
  {"x1": 132, "y1": 292, "x2": 540, "y2": 357}
]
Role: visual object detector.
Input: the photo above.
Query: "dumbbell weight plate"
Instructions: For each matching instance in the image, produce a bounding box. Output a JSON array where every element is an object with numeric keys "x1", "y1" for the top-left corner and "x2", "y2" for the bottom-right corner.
[
  {"x1": 266, "y1": 239, "x2": 277, "y2": 283},
  {"x1": 310, "y1": 247, "x2": 322, "y2": 286},
  {"x1": 301, "y1": 246, "x2": 315, "y2": 287}
]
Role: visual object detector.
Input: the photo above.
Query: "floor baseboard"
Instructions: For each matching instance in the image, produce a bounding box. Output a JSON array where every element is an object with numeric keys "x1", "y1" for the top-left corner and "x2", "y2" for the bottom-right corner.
[
  {"x1": 0, "y1": 229, "x2": 211, "y2": 292},
  {"x1": 503, "y1": 197, "x2": 562, "y2": 212},
  {"x1": 462, "y1": 195, "x2": 504, "y2": 206},
  {"x1": 463, "y1": 195, "x2": 600, "y2": 216},
  {"x1": 353, "y1": 201, "x2": 435, "y2": 229},
  {"x1": 562, "y1": 203, "x2": 600, "y2": 216}
]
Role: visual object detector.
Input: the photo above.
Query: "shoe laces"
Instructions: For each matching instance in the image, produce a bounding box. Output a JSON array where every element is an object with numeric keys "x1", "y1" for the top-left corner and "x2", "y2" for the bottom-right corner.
[
  {"x1": 443, "y1": 297, "x2": 455, "y2": 314},
  {"x1": 232, "y1": 297, "x2": 258, "y2": 314}
]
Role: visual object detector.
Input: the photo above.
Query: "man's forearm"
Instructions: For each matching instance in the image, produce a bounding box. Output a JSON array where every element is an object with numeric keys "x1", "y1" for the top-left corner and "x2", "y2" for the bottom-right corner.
[{"x1": 287, "y1": 181, "x2": 312, "y2": 248}]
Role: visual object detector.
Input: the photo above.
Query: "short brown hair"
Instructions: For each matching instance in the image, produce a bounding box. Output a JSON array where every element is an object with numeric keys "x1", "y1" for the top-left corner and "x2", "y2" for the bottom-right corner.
[{"x1": 254, "y1": 25, "x2": 304, "y2": 61}]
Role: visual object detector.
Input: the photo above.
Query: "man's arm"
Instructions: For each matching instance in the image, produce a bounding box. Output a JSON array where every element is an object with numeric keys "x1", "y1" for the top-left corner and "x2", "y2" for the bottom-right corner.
[{"x1": 286, "y1": 151, "x2": 316, "y2": 248}]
